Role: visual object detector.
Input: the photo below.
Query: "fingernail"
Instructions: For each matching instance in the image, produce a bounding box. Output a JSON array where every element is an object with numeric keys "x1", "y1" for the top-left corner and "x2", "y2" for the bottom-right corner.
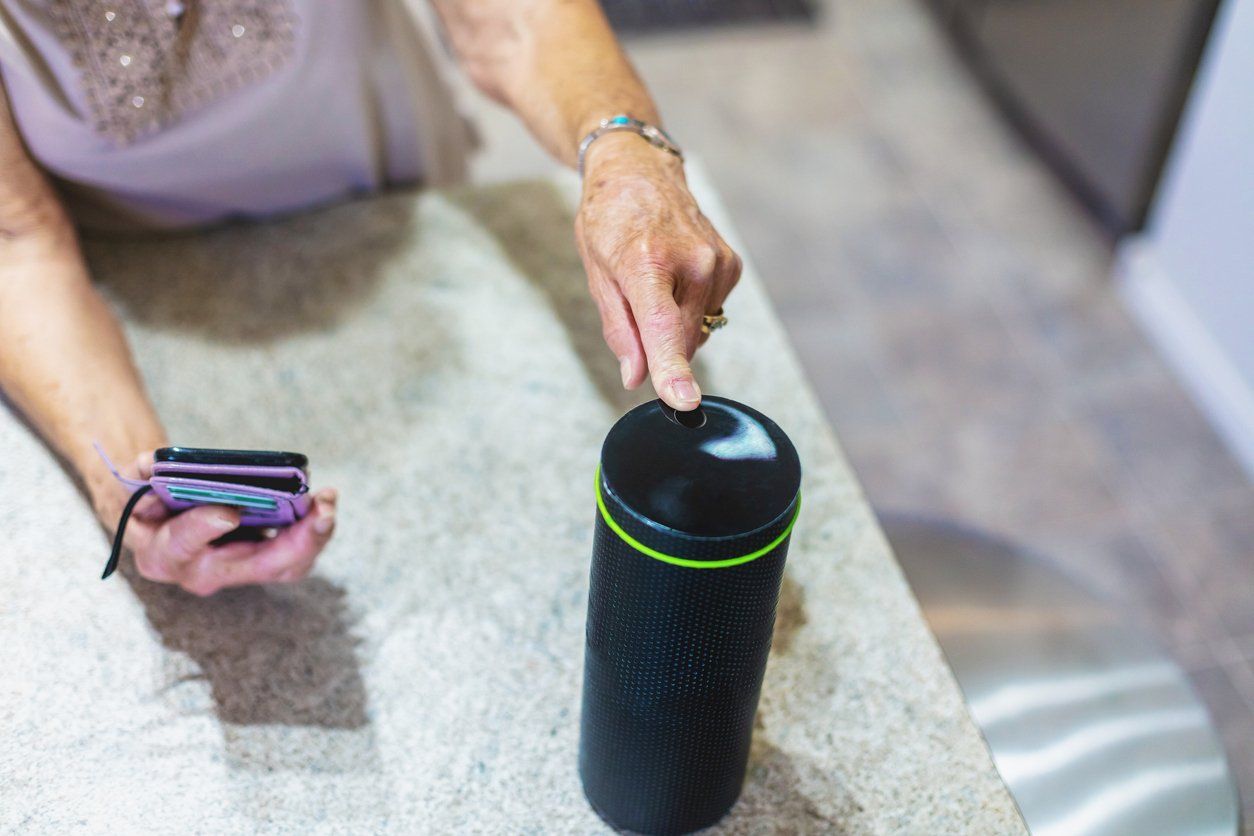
[
  {"x1": 211, "y1": 513, "x2": 237, "y2": 532},
  {"x1": 671, "y1": 378, "x2": 701, "y2": 405},
  {"x1": 619, "y1": 357, "x2": 632, "y2": 388},
  {"x1": 315, "y1": 508, "x2": 336, "y2": 535}
]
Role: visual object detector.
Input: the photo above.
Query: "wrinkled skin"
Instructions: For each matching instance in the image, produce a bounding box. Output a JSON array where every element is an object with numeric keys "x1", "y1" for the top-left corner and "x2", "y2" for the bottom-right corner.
[{"x1": 576, "y1": 133, "x2": 742, "y2": 410}]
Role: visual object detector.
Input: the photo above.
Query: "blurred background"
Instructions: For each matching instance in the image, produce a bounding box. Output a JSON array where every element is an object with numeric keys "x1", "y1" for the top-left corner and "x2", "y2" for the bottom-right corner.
[{"x1": 461, "y1": 0, "x2": 1252, "y2": 822}]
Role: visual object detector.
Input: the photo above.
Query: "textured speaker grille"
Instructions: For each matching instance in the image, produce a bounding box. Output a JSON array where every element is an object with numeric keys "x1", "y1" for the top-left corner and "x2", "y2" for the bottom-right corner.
[{"x1": 579, "y1": 512, "x2": 791, "y2": 834}]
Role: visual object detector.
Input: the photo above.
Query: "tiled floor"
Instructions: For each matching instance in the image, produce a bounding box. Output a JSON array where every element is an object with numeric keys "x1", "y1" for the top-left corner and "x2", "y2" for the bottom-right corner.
[{"x1": 460, "y1": 0, "x2": 1253, "y2": 818}]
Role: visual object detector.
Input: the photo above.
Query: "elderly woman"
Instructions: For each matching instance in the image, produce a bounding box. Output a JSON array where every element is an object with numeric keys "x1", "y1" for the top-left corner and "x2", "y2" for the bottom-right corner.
[{"x1": 0, "y1": 0, "x2": 740, "y2": 595}]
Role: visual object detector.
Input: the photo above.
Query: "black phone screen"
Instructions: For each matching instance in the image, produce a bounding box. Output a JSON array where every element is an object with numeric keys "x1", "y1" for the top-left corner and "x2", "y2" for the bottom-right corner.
[{"x1": 155, "y1": 446, "x2": 308, "y2": 470}]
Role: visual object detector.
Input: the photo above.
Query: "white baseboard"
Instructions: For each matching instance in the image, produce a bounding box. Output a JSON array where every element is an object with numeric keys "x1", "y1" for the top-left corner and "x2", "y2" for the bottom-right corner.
[{"x1": 1116, "y1": 237, "x2": 1254, "y2": 482}]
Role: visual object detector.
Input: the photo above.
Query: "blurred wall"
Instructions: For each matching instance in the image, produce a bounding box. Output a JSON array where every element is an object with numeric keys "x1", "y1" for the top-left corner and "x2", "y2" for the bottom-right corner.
[{"x1": 1119, "y1": 0, "x2": 1254, "y2": 479}]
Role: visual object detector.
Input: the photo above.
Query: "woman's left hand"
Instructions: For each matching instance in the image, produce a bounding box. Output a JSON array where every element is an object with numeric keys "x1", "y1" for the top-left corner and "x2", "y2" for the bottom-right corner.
[
  {"x1": 575, "y1": 132, "x2": 742, "y2": 411},
  {"x1": 92, "y1": 451, "x2": 338, "y2": 596}
]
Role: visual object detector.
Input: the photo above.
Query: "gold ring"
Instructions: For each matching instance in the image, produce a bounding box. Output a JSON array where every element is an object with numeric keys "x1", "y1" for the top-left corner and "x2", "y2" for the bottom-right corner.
[{"x1": 701, "y1": 308, "x2": 728, "y2": 335}]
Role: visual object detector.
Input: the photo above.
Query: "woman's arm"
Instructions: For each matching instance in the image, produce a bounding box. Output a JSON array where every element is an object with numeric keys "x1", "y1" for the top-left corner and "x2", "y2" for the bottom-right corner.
[
  {"x1": 430, "y1": 0, "x2": 741, "y2": 410},
  {"x1": 0, "y1": 85, "x2": 166, "y2": 511},
  {"x1": 0, "y1": 87, "x2": 337, "y2": 594}
]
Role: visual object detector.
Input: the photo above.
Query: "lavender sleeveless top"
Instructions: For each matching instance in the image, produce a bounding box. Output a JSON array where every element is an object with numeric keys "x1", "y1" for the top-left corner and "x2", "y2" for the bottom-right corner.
[{"x1": 0, "y1": 0, "x2": 471, "y2": 230}]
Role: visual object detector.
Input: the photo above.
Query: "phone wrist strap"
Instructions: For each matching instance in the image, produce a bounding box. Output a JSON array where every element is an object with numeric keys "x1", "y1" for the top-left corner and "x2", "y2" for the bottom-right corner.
[{"x1": 102, "y1": 484, "x2": 152, "y2": 580}]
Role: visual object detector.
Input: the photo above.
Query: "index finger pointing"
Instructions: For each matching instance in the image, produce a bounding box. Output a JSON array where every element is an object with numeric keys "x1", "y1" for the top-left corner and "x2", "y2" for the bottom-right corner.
[{"x1": 623, "y1": 270, "x2": 702, "y2": 411}]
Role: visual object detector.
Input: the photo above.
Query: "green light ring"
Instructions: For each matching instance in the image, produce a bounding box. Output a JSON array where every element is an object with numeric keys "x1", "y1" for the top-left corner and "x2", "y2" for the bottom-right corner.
[{"x1": 595, "y1": 467, "x2": 800, "y2": 569}]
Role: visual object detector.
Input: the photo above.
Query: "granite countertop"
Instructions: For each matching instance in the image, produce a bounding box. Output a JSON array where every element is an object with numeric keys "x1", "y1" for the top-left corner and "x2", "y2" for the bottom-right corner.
[{"x1": 0, "y1": 171, "x2": 1025, "y2": 834}]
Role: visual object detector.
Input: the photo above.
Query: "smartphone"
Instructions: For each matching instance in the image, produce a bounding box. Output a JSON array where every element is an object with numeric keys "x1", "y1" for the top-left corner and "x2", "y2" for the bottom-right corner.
[
  {"x1": 155, "y1": 447, "x2": 308, "y2": 469},
  {"x1": 149, "y1": 446, "x2": 312, "y2": 527}
]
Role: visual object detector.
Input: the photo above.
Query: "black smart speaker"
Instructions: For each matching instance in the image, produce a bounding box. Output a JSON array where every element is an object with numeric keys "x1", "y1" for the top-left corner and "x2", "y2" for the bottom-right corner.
[{"x1": 579, "y1": 396, "x2": 802, "y2": 835}]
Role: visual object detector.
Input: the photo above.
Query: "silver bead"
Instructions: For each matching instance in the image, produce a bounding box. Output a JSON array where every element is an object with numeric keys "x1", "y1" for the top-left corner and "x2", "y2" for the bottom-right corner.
[
  {"x1": 231, "y1": 24, "x2": 246, "y2": 38},
  {"x1": 165, "y1": 0, "x2": 185, "y2": 17},
  {"x1": 104, "y1": 10, "x2": 116, "y2": 21},
  {"x1": 119, "y1": 54, "x2": 132, "y2": 67},
  {"x1": 132, "y1": 96, "x2": 145, "y2": 108}
]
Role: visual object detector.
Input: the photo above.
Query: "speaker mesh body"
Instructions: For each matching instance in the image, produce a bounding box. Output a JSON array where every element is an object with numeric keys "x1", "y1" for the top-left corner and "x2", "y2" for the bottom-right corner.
[{"x1": 578, "y1": 397, "x2": 800, "y2": 835}]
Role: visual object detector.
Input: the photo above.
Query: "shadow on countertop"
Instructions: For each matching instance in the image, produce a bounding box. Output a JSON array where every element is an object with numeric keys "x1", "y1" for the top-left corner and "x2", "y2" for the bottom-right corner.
[
  {"x1": 82, "y1": 193, "x2": 419, "y2": 345},
  {"x1": 119, "y1": 560, "x2": 378, "y2": 775},
  {"x1": 728, "y1": 735, "x2": 858, "y2": 834}
]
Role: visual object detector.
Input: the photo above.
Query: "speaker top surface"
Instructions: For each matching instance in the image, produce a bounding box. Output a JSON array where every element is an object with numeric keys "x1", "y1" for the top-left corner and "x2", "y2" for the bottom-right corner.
[{"x1": 600, "y1": 396, "x2": 801, "y2": 539}]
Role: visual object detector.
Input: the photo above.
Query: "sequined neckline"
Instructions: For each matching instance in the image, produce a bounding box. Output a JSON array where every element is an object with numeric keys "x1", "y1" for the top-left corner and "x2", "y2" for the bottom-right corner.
[{"x1": 46, "y1": 0, "x2": 297, "y2": 144}]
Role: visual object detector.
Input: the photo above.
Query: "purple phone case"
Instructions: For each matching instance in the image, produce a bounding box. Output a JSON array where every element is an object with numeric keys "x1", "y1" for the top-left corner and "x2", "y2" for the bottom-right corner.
[{"x1": 96, "y1": 443, "x2": 312, "y2": 527}]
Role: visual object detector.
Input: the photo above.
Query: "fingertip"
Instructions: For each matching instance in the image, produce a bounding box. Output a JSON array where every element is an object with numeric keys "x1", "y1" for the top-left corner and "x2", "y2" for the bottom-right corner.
[
  {"x1": 189, "y1": 504, "x2": 240, "y2": 534},
  {"x1": 216, "y1": 506, "x2": 242, "y2": 529},
  {"x1": 619, "y1": 356, "x2": 647, "y2": 390},
  {"x1": 162, "y1": 504, "x2": 242, "y2": 562},
  {"x1": 313, "y1": 499, "x2": 336, "y2": 536},
  {"x1": 666, "y1": 376, "x2": 702, "y2": 411}
]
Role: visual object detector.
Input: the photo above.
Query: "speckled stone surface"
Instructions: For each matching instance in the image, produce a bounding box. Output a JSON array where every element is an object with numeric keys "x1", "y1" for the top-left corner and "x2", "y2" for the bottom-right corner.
[{"x1": 0, "y1": 171, "x2": 1025, "y2": 834}]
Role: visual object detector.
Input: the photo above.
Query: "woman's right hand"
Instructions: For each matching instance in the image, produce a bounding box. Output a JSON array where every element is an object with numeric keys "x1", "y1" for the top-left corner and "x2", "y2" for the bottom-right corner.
[{"x1": 91, "y1": 451, "x2": 338, "y2": 597}]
